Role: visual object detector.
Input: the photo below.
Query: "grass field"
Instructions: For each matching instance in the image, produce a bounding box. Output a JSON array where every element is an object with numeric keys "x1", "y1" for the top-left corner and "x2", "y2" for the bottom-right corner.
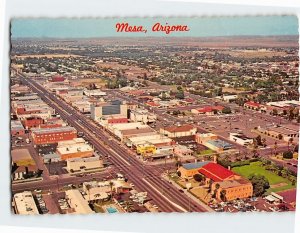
[{"x1": 233, "y1": 161, "x2": 295, "y2": 193}]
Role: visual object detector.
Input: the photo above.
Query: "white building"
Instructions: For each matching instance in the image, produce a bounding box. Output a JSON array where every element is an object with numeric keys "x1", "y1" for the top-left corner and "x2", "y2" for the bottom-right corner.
[
  {"x1": 13, "y1": 191, "x2": 39, "y2": 215},
  {"x1": 65, "y1": 189, "x2": 95, "y2": 214},
  {"x1": 229, "y1": 133, "x2": 253, "y2": 146},
  {"x1": 66, "y1": 156, "x2": 104, "y2": 172},
  {"x1": 130, "y1": 109, "x2": 157, "y2": 124}
]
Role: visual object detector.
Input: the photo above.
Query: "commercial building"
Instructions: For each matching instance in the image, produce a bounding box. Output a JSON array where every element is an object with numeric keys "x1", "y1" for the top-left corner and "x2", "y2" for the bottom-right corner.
[
  {"x1": 191, "y1": 106, "x2": 224, "y2": 115},
  {"x1": 31, "y1": 126, "x2": 77, "y2": 145},
  {"x1": 198, "y1": 163, "x2": 253, "y2": 202},
  {"x1": 257, "y1": 125, "x2": 299, "y2": 142},
  {"x1": 130, "y1": 109, "x2": 157, "y2": 124},
  {"x1": 65, "y1": 189, "x2": 95, "y2": 214},
  {"x1": 66, "y1": 156, "x2": 104, "y2": 172},
  {"x1": 13, "y1": 191, "x2": 39, "y2": 215},
  {"x1": 244, "y1": 101, "x2": 261, "y2": 110},
  {"x1": 91, "y1": 100, "x2": 128, "y2": 121},
  {"x1": 196, "y1": 133, "x2": 232, "y2": 152},
  {"x1": 195, "y1": 133, "x2": 218, "y2": 144},
  {"x1": 108, "y1": 122, "x2": 156, "y2": 141},
  {"x1": 160, "y1": 124, "x2": 197, "y2": 138},
  {"x1": 12, "y1": 99, "x2": 55, "y2": 120},
  {"x1": 56, "y1": 138, "x2": 94, "y2": 160},
  {"x1": 229, "y1": 133, "x2": 254, "y2": 146},
  {"x1": 11, "y1": 120, "x2": 25, "y2": 136},
  {"x1": 22, "y1": 117, "x2": 44, "y2": 129}
]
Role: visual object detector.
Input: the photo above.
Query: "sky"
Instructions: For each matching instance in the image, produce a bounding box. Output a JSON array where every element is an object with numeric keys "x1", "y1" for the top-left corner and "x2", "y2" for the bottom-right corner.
[{"x1": 11, "y1": 16, "x2": 298, "y2": 38}]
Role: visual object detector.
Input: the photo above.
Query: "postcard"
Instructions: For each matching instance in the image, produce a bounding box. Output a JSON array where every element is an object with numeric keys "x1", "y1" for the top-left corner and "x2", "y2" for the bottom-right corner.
[{"x1": 10, "y1": 16, "x2": 298, "y2": 214}]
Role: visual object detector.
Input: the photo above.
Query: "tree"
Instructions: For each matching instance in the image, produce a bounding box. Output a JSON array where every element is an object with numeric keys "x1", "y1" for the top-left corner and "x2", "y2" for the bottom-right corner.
[
  {"x1": 220, "y1": 190, "x2": 227, "y2": 202},
  {"x1": 248, "y1": 174, "x2": 270, "y2": 196},
  {"x1": 177, "y1": 170, "x2": 181, "y2": 177},
  {"x1": 109, "y1": 181, "x2": 114, "y2": 200},
  {"x1": 193, "y1": 173, "x2": 204, "y2": 182},
  {"x1": 256, "y1": 135, "x2": 262, "y2": 146},
  {"x1": 272, "y1": 109, "x2": 278, "y2": 116},
  {"x1": 283, "y1": 151, "x2": 293, "y2": 159},
  {"x1": 288, "y1": 137, "x2": 294, "y2": 150},
  {"x1": 278, "y1": 134, "x2": 283, "y2": 140},
  {"x1": 175, "y1": 91, "x2": 185, "y2": 100},
  {"x1": 222, "y1": 107, "x2": 232, "y2": 114}
]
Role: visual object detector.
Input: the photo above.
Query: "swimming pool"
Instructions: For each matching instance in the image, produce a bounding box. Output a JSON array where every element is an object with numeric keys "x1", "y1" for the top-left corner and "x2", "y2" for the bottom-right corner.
[{"x1": 106, "y1": 206, "x2": 118, "y2": 213}]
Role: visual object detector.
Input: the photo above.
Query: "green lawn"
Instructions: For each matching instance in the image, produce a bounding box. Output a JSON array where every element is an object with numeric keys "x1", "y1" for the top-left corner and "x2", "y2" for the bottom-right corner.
[{"x1": 232, "y1": 161, "x2": 295, "y2": 193}]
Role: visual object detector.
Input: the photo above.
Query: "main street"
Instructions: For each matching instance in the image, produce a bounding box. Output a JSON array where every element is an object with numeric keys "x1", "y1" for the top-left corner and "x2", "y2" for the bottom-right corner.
[{"x1": 14, "y1": 70, "x2": 209, "y2": 213}]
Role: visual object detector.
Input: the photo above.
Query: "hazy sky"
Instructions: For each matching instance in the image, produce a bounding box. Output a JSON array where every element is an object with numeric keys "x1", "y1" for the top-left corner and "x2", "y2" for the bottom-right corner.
[{"x1": 11, "y1": 16, "x2": 298, "y2": 38}]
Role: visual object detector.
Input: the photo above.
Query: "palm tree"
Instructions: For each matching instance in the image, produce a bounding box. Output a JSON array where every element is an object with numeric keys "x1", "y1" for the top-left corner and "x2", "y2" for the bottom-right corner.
[
  {"x1": 86, "y1": 184, "x2": 92, "y2": 202},
  {"x1": 274, "y1": 141, "x2": 278, "y2": 155},
  {"x1": 109, "y1": 181, "x2": 114, "y2": 200},
  {"x1": 261, "y1": 138, "x2": 267, "y2": 147},
  {"x1": 288, "y1": 138, "x2": 294, "y2": 151},
  {"x1": 214, "y1": 183, "x2": 220, "y2": 199},
  {"x1": 220, "y1": 190, "x2": 227, "y2": 202}
]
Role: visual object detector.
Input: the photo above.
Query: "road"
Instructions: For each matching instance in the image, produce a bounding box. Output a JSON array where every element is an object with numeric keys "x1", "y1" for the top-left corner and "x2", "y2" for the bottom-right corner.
[{"x1": 14, "y1": 70, "x2": 209, "y2": 213}]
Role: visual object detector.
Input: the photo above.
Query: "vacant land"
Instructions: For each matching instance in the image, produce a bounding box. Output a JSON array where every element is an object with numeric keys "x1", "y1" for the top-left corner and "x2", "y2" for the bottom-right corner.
[{"x1": 233, "y1": 161, "x2": 295, "y2": 193}]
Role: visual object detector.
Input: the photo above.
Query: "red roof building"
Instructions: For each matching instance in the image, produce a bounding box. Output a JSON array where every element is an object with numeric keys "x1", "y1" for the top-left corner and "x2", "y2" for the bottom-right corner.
[
  {"x1": 107, "y1": 118, "x2": 129, "y2": 124},
  {"x1": 23, "y1": 117, "x2": 44, "y2": 129},
  {"x1": 146, "y1": 102, "x2": 160, "y2": 107},
  {"x1": 198, "y1": 163, "x2": 235, "y2": 182},
  {"x1": 193, "y1": 105, "x2": 224, "y2": 114},
  {"x1": 50, "y1": 76, "x2": 65, "y2": 82},
  {"x1": 244, "y1": 101, "x2": 261, "y2": 109}
]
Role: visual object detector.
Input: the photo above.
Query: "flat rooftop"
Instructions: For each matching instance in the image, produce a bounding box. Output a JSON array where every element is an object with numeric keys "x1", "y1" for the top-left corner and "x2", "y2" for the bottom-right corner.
[
  {"x1": 31, "y1": 126, "x2": 76, "y2": 135},
  {"x1": 14, "y1": 191, "x2": 39, "y2": 215}
]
